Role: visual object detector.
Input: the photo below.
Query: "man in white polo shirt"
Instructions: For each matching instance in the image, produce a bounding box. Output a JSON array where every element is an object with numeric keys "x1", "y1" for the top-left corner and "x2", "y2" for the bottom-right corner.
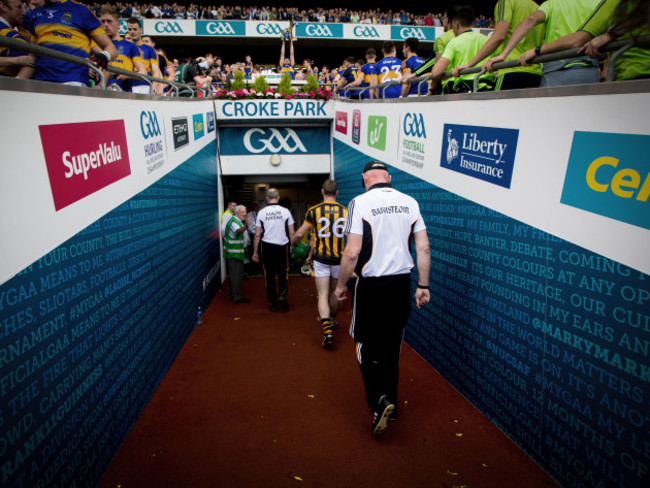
[
  {"x1": 334, "y1": 161, "x2": 431, "y2": 438},
  {"x1": 253, "y1": 188, "x2": 295, "y2": 312}
]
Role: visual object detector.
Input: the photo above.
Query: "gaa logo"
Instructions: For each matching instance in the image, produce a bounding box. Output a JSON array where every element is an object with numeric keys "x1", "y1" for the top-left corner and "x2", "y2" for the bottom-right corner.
[
  {"x1": 403, "y1": 113, "x2": 426, "y2": 138},
  {"x1": 306, "y1": 24, "x2": 333, "y2": 37},
  {"x1": 353, "y1": 26, "x2": 379, "y2": 38},
  {"x1": 256, "y1": 23, "x2": 283, "y2": 36},
  {"x1": 119, "y1": 19, "x2": 128, "y2": 34},
  {"x1": 140, "y1": 111, "x2": 161, "y2": 139},
  {"x1": 400, "y1": 27, "x2": 425, "y2": 40},
  {"x1": 243, "y1": 128, "x2": 307, "y2": 154},
  {"x1": 155, "y1": 21, "x2": 183, "y2": 34},
  {"x1": 206, "y1": 21, "x2": 235, "y2": 35}
]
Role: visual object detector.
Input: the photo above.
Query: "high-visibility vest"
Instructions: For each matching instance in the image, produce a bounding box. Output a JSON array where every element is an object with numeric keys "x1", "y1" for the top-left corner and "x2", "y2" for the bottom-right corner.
[{"x1": 224, "y1": 217, "x2": 245, "y2": 260}]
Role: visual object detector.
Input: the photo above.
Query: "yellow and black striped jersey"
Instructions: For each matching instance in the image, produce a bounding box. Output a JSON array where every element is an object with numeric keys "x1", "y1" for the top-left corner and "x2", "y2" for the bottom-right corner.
[{"x1": 304, "y1": 202, "x2": 347, "y2": 265}]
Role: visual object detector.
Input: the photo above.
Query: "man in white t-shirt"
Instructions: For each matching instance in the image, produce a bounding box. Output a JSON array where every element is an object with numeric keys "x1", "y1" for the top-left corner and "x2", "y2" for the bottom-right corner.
[
  {"x1": 253, "y1": 189, "x2": 295, "y2": 312},
  {"x1": 334, "y1": 161, "x2": 431, "y2": 438}
]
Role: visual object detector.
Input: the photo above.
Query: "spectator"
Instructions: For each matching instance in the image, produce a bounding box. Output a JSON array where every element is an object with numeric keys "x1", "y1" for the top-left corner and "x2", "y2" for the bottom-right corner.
[
  {"x1": 374, "y1": 40, "x2": 402, "y2": 99},
  {"x1": 401, "y1": 37, "x2": 425, "y2": 97},
  {"x1": 126, "y1": 17, "x2": 164, "y2": 94},
  {"x1": 453, "y1": 0, "x2": 544, "y2": 91},
  {"x1": 97, "y1": 7, "x2": 146, "y2": 91},
  {"x1": 174, "y1": 51, "x2": 212, "y2": 96},
  {"x1": 26, "y1": 0, "x2": 117, "y2": 86},
  {"x1": 0, "y1": 0, "x2": 35, "y2": 78},
  {"x1": 485, "y1": 0, "x2": 601, "y2": 86},
  {"x1": 428, "y1": 6, "x2": 494, "y2": 94}
]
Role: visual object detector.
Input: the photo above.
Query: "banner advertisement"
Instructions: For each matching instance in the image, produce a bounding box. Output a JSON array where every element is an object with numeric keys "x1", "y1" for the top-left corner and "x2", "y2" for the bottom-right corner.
[
  {"x1": 333, "y1": 89, "x2": 650, "y2": 488},
  {"x1": 215, "y1": 99, "x2": 333, "y2": 121}
]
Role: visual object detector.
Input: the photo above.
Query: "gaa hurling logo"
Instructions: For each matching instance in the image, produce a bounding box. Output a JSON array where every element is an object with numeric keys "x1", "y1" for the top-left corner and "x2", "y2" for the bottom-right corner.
[
  {"x1": 155, "y1": 21, "x2": 183, "y2": 34},
  {"x1": 39, "y1": 120, "x2": 131, "y2": 211},
  {"x1": 243, "y1": 128, "x2": 307, "y2": 154},
  {"x1": 306, "y1": 24, "x2": 333, "y2": 37},
  {"x1": 140, "y1": 111, "x2": 161, "y2": 139},
  {"x1": 256, "y1": 23, "x2": 284, "y2": 36},
  {"x1": 206, "y1": 21, "x2": 236, "y2": 35},
  {"x1": 353, "y1": 26, "x2": 380, "y2": 38},
  {"x1": 400, "y1": 27, "x2": 426, "y2": 40},
  {"x1": 367, "y1": 116, "x2": 387, "y2": 151},
  {"x1": 403, "y1": 113, "x2": 426, "y2": 138}
]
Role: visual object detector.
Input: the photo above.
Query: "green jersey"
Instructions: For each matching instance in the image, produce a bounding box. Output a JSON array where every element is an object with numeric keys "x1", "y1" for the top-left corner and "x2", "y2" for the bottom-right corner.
[
  {"x1": 434, "y1": 29, "x2": 455, "y2": 56},
  {"x1": 442, "y1": 30, "x2": 494, "y2": 90},
  {"x1": 580, "y1": 0, "x2": 650, "y2": 80},
  {"x1": 538, "y1": 0, "x2": 602, "y2": 43},
  {"x1": 494, "y1": 0, "x2": 544, "y2": 76}
]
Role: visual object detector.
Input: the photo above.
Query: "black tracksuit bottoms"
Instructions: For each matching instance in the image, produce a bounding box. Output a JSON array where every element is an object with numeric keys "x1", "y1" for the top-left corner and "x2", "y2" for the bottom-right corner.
[{"x1": 352, "y1": 274, "x2": 412, "y2": 412}]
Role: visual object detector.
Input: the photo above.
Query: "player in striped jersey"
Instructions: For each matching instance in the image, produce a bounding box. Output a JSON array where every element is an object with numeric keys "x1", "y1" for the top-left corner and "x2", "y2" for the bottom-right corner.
[
  {"x1": 400, "y1": 37, "x2": 425, "y2": 97},
  {"x1": 126, "y1": 16, "x2": 163, "y2": 94},
  {"x1": 375, "y1": 40, "x2": 402, "y2": 99},
  {"x1": 97, "y1": 7, "x2": 145, "y2": 91},
  {"x1": 26, "y1": 0, "x2": 117, "y2": 86},
  {"x1": 0, "y1": 0, "x2": 35, "y2": 78},
  {"x1": 343, "y1": 48, "x2": 378, "y2": 99},
  {"x1": 291, "y1": 179, "x2": 347, "y2": 350}
]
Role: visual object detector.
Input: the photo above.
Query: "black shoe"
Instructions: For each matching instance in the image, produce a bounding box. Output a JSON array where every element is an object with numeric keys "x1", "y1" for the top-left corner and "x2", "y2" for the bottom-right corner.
[
  {"x1": 322, "y1": 334, "x2": 334, "y2": 350},
  {"x1": 389, "y1": 408, "x2": 398, "y2": 421},
  {"x1": 372, "y1": 395, "x2": 395, "y2": 438},
  {"x1": 278, "y1": 295, "x2": 289, "y2": 311},
  {"x1": 234, "y1": 298, "x2": 251, "y2": 304},
  {"x1": 269, "y1": 303, "x2": 278, "y2": 312}
]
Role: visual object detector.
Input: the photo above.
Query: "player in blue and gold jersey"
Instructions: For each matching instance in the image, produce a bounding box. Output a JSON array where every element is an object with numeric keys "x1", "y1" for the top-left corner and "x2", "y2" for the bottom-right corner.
[
  {"x1": 0, "y1": 0, "x2": 35, "y2": 78},
  {"x1": 343, "y1": 48, "x2": 378, "y2": 99},
  {"x1": 291, "y1": 179, "x2": 347, "y2": 350},
  {"x1": 26, "y1": 0, "x2": 116, "y2": 86},
  {"x1": 401, "y1": 37, "x2": 425, "y2": 97},
  {"x1": 244, "y1": 54, "x2": 252, "y2": 79},
  {"x1": 375, "y1": 41, "x2": 402, "y2": 99},
  {"x1": 278, "y1": 37, "x2": 295, "y2": 79},
  {"x1": 126, "y1": 16, "x2": 163, "y2": 94},
  {"x1": 97, "y1": 7, "x2": 145, "y2": 91}
]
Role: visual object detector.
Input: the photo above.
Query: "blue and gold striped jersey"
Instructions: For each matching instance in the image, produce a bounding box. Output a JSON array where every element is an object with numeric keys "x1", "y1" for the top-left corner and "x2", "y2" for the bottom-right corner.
[
  {"x1": 0, "y1": 19, "x2": 29, "y2": 77},
  {"x1": 375, "y1": 56, "x2": 402, "y2": 99},
  {"x1": 108, "y1": 38, "x2": 143, "y2": 90},
  {"x1": 26, "y1": 0, "x2": 105, "y2": 84},
  {"x1": 245, "y1": 61, "x2": 252, "y2": 78},
  {"x1": 131, "y1": 41, "x2": 157, "y2": 87},
  {"x1": 403, "y1": 54, "x2": 424, "y2": 95},
  {"x1": 304, "y1": 202, "x2": 347, "y2": 265},
  {"x1": 278, "y1": 63, "x2": 295, "y2": 79}
]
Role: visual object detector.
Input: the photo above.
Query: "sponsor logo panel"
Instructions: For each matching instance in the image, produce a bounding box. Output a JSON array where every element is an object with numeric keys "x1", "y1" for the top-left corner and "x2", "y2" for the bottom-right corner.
[
  {"x1": 254, "y1": 22, "x2": 286, "y2": 37},
  {"x1": 399, "y1": 112, "x2": 426, "y2": 170},
  {"x1": 440, "y1": 123, "x2": 518, "y2": 188},
  {"x1": 296, "y1": 23, "x2": 343, "y2": 38},
  {"x1": 39, "y1": 120, "x2": 131, "y2": 211},
  {"x1": 219, "y1": 127, "x2": 329, "y2": 155},
  {"x1": 561, "y1": 131, "x2": 650, "y2": 230},
  {"x1": 353, "y1": 25, "x2": 381, "y2": 38},
  {"x1": 154, "y1": 21, "x2": 183, "y2": 34},
  {"x1": 196, "y1": 20, "x2": 244, "y2": 36},
  {"x1": 352, "y1": 109, "x2": 361, "y2": 145},
  {"x1": 193, "y1": 114, "x2": 205, "y2": 140},
  {"x1": 206, "y1": 112, "x2": 215, "y2": 133},
  {"x1": 335, "y1": 111, "x2": 348, "y2": 135},
  {"x1": 391, "y1": 26, "x2": 435, "y2": 41},
  {"x1": 367, "y1": 115, "x2": 387, "y2": 151},
  {"x1": 140, "y1": 110, "x2": 166, "y2": 175},
  {"x1": 172, "y1": 117, "x2": 189, "y2": 150}
]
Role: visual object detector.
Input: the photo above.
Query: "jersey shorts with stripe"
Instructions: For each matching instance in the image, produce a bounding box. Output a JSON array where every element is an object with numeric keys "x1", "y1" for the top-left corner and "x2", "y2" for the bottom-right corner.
[{"x1": 304, "y1": 201, "x2": 347, "y2": 265}]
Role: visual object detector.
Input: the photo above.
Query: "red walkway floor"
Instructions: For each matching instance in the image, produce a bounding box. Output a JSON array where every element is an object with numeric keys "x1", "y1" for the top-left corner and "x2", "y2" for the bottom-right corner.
[{"x1": 98, "y1": 275, "x2": 558, "y2": 488}]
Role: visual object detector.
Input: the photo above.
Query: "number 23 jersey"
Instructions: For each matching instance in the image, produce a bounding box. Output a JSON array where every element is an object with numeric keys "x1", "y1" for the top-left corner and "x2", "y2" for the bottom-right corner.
[{"x1": 304, "y1": 202, "x2": 347, "y2": 265}]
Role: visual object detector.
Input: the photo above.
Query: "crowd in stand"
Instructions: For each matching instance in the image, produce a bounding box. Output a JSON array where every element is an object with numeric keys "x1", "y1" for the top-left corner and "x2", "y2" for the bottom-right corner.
[
  {"x1": 1, "y1": 0, "x2": 648, "y2": 97},
  {"x1": 82, "y1": 2, "x2": 495, "y2": 28}
]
